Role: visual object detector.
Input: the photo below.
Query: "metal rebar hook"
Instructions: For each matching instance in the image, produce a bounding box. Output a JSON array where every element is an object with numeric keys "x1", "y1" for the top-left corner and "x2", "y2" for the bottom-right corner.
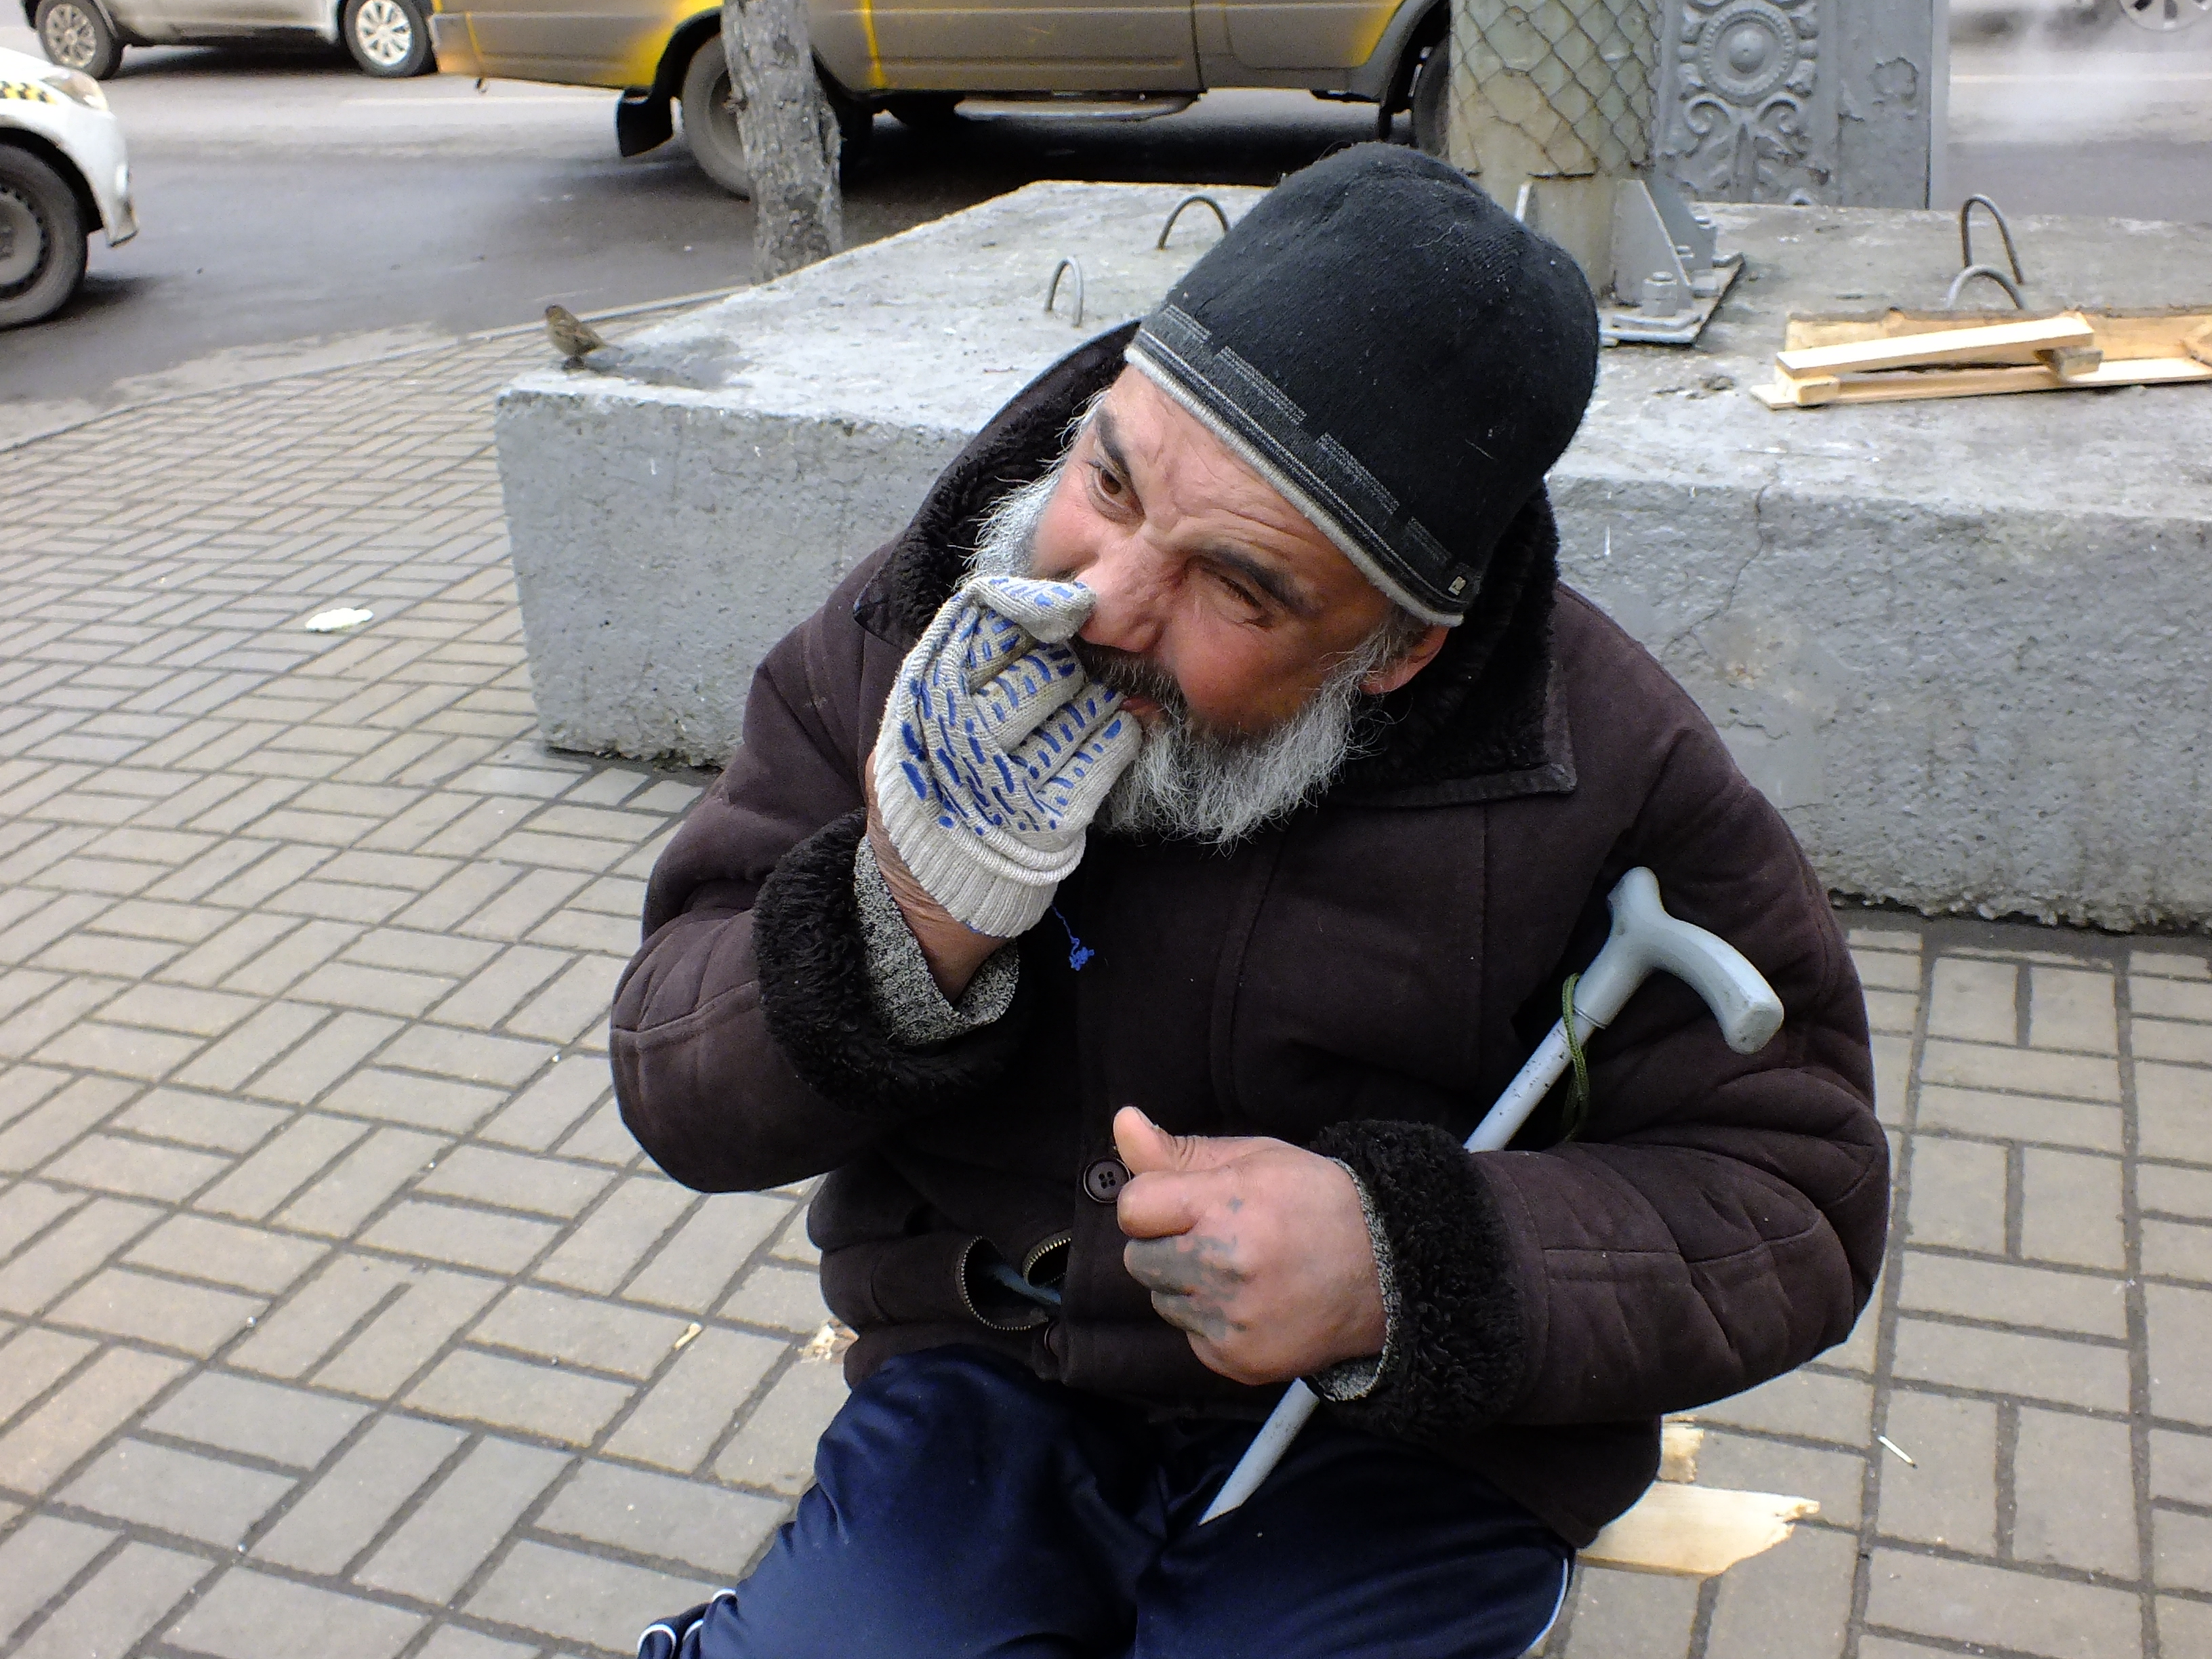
[
  {"x1": 1044, "y1": 258, "x2": 1085, "y2": 329},
  {"x1": 1944, "y1": 264, "x2": 2026, "y2": 310},
  {"x1": 1155, "y1": 194, "x2": 1230, "y2": 251},
  {"x1": 1959, "y1": 195, "x2": 2024, "y2": 285}
]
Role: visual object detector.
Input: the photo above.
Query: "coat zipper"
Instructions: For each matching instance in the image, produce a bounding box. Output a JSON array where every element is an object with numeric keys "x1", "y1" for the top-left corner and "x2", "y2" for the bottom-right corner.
[
  {"x1": 956, "y1": 1235, "x2": 1050, "y2": 1332},
  {"x1": 1023, "y1": 1230, "x2": 1073, "y2": 1283}
]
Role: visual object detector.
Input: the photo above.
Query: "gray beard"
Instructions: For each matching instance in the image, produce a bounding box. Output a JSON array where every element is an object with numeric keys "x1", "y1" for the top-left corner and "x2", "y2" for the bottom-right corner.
[{"x1": 967, "y1": 464, "x2": 1393, "y2": 847}]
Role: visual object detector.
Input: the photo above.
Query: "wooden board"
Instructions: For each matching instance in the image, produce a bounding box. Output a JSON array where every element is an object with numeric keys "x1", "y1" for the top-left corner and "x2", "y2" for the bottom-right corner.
[
  {"x1": 1753, "y1": 354, "x2": 2212, "y2": 409},
  {"x1": 1757, "y1": 304, "x2": 2212, "y2": 409},
  {"x1": 1781, "y1": 307, "x2": 2212, "y2": 364},
  {"x1": 1776, "y1": 315, "x2": 2094, "y2": 379},
  {"x1": 1659, "y1": 1422, "x2": 1704, "y2": 1484},
  {"x1": 1582, "y1": 1483, "x2": 1820, "y2": 1577}
]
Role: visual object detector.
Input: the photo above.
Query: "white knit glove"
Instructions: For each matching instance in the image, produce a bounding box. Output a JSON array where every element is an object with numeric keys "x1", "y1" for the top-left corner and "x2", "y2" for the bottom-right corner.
[{"x1": 872, "y1": 575, "x2": 1143, "y2": 939}]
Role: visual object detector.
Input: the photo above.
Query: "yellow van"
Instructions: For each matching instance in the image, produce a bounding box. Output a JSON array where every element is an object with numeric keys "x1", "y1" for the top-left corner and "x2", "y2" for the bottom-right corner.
[{"x1": 426, "y1": 0, "x2": 1448, "y2": 194}]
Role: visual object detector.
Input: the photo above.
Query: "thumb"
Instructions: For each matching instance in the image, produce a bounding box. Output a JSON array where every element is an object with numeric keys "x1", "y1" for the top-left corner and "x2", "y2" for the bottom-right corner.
[{"x1": 1114, "y1": 1107, "x2": 1242, "y2": 1175}]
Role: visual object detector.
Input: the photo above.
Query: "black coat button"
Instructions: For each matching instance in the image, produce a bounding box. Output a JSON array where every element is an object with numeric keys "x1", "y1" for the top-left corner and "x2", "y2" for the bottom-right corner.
[{"x1": 1083, "y1": 1156, "x2": 1130, "y2": 1204}]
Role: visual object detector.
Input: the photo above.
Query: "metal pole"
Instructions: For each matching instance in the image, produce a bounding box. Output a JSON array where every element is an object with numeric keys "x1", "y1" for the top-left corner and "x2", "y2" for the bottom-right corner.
[{"x1": 1446, "y1": 0, "x2": 1664, "y2": 279}]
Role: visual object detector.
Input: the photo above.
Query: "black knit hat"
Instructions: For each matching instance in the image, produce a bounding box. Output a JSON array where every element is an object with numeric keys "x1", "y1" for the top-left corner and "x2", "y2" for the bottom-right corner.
[{"x1": 1127, "y1": 144, "x2": 1599, "y2": 625}]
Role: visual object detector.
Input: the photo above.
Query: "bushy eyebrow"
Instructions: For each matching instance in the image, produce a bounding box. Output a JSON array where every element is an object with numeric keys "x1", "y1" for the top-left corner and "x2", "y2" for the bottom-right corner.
[
  {"x1": 1200, "y1": 543, "x2": 1320, "y2": 619},
  {"x1": 1091, "y1": 406, "x2": 1134, "y2": 483},
  {"x1": 1088, "y1": 407, "x2": 1322, "y2": 621}
]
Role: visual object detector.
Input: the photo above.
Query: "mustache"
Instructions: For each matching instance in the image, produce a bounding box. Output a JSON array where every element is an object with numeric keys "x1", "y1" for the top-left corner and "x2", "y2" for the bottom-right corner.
[{"x1": 1069, "y1": 638, "x2": 1187, "y2": 714}]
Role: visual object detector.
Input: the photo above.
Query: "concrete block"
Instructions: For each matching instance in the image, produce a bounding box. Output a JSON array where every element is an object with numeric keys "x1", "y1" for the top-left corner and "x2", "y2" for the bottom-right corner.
[
  {"x1": 2014, "y1": 1408, "x2": 2139, "y2": 1578},
  {"x1": 1689, "y1": 1367, "x2": 1872, "y2": 1446},
  {"x1": 496, "y1": 185, "x2": 2212, "y2": 926},
  {"x1": 537, "y1": 1458, "x2": 785, "y2": 1576},
  {"x1": 1862, "y1": 1549, "x2": 2139, "y2": 1659},
  {"x1": 11, "y1": 1542, "x2": 211, "y2": 1659},
  {"x1": 2020, "y1": 1148, "x2": 2125, "y2": 1271},
  {"x1": 1891, "y1": 1317, "x2": 2131, "y2": 1413},
  {"x1": 168, "y1": 1568, "x2": 426, "y2": 1659},
  {"x1": 1557, "y1": 1563, "x2": 1702, "y2": 1658},
  {"x1": 1704, "y1": 1522, "x2": 1858, "y2": 1659},
  {"x1": 1898, "y1": 1251, "x2": 2127, "y2": 1340},
  {"x1": 1876, "y1": 1390, "x2": 1996, "y2": 1553},
  {"x1": 57, "y1": 1437, "x2": 293, "y2": 1547},
  {"x1": 142, "y1": 1371, "x2": 367, "y2": 1468},
  {"x1": 0, "y1": 1517, "x2": 117, "y2": 1647},
  {"x1": 253, "y1": 1414, "x2": 466, "y2": 1574},
  {"x1": 713, "y1": 1355, "x2": 849, "y2": 1495},
  {"x1": 601, "y1": 1325, "x2": 784, "y2": 1473},
  {"x1": 1904, "y1": 1136, "x2": 2007, "y2": 1254},
  {"x1": 315, "y1": 1268, "x2": 503, "y2": 1400},
  {"x1": 356, "y1": 1435, "x2": 569, "y2": 1603},
  {"x1": 464, "y1": 1540, "x2": 716, "y2": 1654},
  {"x1": 1694, "y1": 1429, "x2": 1868, "y2": 1530},
  {"x1": 2148, "y1": 1284, "x2": 2212, "y2": 1427},
  {"x1": 404, "y1": 1348, "x2": 632, "y2": 1446}
]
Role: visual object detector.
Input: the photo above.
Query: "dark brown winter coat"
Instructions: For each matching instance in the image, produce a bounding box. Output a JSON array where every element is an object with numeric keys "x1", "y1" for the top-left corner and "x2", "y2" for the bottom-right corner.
[{"x1": 610, "y1": 329, "x2": 1887, "y2": 1547}]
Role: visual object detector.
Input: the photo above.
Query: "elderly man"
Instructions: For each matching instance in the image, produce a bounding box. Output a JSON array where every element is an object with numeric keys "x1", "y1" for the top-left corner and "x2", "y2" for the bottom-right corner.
[{"x1": 615, "y1": 145, "x2": 1885, "y2": 1659}]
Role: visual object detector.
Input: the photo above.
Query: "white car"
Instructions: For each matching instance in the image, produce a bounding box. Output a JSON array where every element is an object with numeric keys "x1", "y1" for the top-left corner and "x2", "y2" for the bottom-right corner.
[
  {"x1": 26, "y1": 0, "x2": 434, "y2": 80},
  {"x1": 0, "y1": 41, "x2": 134, "y2": 327}
]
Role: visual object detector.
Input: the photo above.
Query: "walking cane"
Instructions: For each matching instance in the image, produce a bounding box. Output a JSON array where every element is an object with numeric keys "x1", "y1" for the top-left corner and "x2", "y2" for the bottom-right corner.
[{"x1": 1198, "y1": 867, "x2": 1786, "y2": 1523}]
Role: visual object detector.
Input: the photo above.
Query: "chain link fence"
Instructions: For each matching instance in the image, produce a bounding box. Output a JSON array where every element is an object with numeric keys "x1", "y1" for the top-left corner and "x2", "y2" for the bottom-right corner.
[{"x1": 1446, "y1": 0, "x2": 1662, "y2": 180}]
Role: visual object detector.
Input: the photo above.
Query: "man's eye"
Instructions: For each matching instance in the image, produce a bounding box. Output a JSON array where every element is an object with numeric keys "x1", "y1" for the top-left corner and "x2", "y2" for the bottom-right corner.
[
  {"x1": 1092, "y1": 465, "x2": 1125, "y2": 498},
  {"x1": 1210, "y1": 570, "x2": 1265, "y2": 615}
]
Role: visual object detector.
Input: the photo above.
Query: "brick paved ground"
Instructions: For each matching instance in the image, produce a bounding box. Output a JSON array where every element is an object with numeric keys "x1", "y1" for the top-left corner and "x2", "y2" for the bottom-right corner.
[{"x1": 1, "y1": 325, "x2": 2207, "y2": 1659}]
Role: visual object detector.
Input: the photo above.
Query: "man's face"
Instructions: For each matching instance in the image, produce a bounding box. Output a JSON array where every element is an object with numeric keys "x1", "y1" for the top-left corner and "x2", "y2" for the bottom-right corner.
[{"x1": 1029, "y1": 369, "x2": 1436, "y2": 737}]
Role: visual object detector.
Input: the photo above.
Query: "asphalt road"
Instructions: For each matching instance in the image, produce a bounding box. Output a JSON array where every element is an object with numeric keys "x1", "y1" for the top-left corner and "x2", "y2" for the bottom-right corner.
[
  {"x1": 0, "y1": 28, "x2": 1377, "y2": 429},
  {"x1": 1946, "y1": 5, "x2": 2212, "y2": 223},
  {"x1": 1, "y1": 7, "x2": 2207, "y2": 429}
]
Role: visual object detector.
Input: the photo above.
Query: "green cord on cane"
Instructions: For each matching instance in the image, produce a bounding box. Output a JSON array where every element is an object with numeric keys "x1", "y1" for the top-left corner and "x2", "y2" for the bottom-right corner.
[{"x1": 1560, "y1": 971, "x2": 1592, "y2": 1141}]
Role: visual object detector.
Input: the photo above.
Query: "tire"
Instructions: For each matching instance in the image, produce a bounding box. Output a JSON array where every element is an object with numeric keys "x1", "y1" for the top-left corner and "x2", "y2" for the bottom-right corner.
[
  {"x1": 821, "y1": 71, "x2": 874, "y2": 169},
  {"x1": 886, "y1": 91, "x2": 961, "y2": 132},
  {"x1": 680, "y1": 38, "x2": 751, "y2": 197},
  {"x1": 35, "y1": 0, "x2": 121, "y2": 79},
  {"x1": 344, "y1": 0, "x2": 433, "y2": 77},
  {"x1": 1410, "y1": 35, "x2": 1448, "y2": 157},
  {"x1": 0, "y1": 146, "x2": 89, "y2": 330}
]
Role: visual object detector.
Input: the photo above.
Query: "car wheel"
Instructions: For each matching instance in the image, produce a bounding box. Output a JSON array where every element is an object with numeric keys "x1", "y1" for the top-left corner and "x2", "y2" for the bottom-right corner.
[
  {"x1": 35, "y1": 0, "x2": 122, "y2": 80},
  {"x1": 886, "y1": 92, "x2": 962, "y2": 133},
  {"x1": 0, "y1": 146, "x2": 89, "y2": 330},
  {"x1": 1411, "y1": 35, "x2": 1448, "y2": 157},
  {"x1": 680, "y1": 38, "x2": 751, "y2": 197},
  {"x1": 344, "y1": 0, "x2": 433, "y2": 77},
  {"x1": 821, "y1": 72, "x2": 874, "y2": 171}
]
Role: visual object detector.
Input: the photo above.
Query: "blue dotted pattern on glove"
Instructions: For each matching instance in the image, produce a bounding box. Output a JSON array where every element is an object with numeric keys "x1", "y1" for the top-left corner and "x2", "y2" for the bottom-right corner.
[{"x1": 890, "y1": 577, "x2": 1131, "y2": 842}]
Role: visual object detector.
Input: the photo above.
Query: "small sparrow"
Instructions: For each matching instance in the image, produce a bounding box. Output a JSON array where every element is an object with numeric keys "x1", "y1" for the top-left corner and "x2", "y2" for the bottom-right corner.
[{"x1": 545, "y1": 304, "x2": 611, "y2": 365}]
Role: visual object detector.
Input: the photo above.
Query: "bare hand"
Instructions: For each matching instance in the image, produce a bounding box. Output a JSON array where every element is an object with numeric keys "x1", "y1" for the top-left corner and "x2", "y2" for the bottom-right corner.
[
  {"x1": 1113, "y1": 1106, "x2": 1385, "y2": 1387},
  {"x1": 862, "y1": 760, "x2": 1006, "y2": 1002}
]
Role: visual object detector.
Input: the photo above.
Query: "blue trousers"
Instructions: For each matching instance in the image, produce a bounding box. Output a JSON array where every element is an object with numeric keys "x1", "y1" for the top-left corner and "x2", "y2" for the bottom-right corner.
[{"x1": 640, "y1": 1347, "x2": 1572, "y2": 1659}]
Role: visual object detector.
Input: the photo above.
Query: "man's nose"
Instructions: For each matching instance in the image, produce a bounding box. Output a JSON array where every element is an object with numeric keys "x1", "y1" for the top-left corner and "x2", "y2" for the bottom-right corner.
[{"x1": 1071, "y1": 541, "x2": 1166, "y2": 655}]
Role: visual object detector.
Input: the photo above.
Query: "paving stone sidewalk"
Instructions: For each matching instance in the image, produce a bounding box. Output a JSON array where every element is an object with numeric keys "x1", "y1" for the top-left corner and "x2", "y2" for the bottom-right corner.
[{"x1": 1, "y1": 324, "x2": 2208, "y2": 1659}]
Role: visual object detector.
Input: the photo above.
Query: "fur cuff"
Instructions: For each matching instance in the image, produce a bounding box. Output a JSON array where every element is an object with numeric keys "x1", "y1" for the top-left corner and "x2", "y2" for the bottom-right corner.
[
  {"x1": 754, "y1": 811, "x2": 1033, "y2": 1120},
  {"x1": 1306, "y1": 1119, "x2": 1528, "y2": 1446}
]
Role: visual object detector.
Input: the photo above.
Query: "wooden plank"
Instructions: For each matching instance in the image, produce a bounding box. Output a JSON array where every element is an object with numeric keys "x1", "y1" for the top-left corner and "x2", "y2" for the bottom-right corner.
[
  {"x1": 1776, "y1": 315, "x2": 2093, "y2": 379},
  {"x1": 2188, "y1": 321, "x2": 2212, "y2": 369},
  {"x1": 1784, "y1": 308, "x2": 2212, "y2": 365},
  {"x1": 1659, "y1": 1422, "x2": 1704, "y2": 1484},
  {"x1": 2066, "y1": 356, "x2": 2212, "y2": 389},
  {"x1": 2040, "y1": 345, "x2": 2104, "y2": 378},
  {"x1": 1754, "y1": 356, "x2": 2212, "y2": 410},
  {"x1": 1582, "y1": 1483, "x2": 1819, "y2": 1577}
]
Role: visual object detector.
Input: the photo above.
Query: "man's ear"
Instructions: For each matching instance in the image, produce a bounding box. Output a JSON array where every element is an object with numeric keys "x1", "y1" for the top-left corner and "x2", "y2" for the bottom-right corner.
[{"x1": 1358, "y1": 624, "x2": 1451, "y2": 696}]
